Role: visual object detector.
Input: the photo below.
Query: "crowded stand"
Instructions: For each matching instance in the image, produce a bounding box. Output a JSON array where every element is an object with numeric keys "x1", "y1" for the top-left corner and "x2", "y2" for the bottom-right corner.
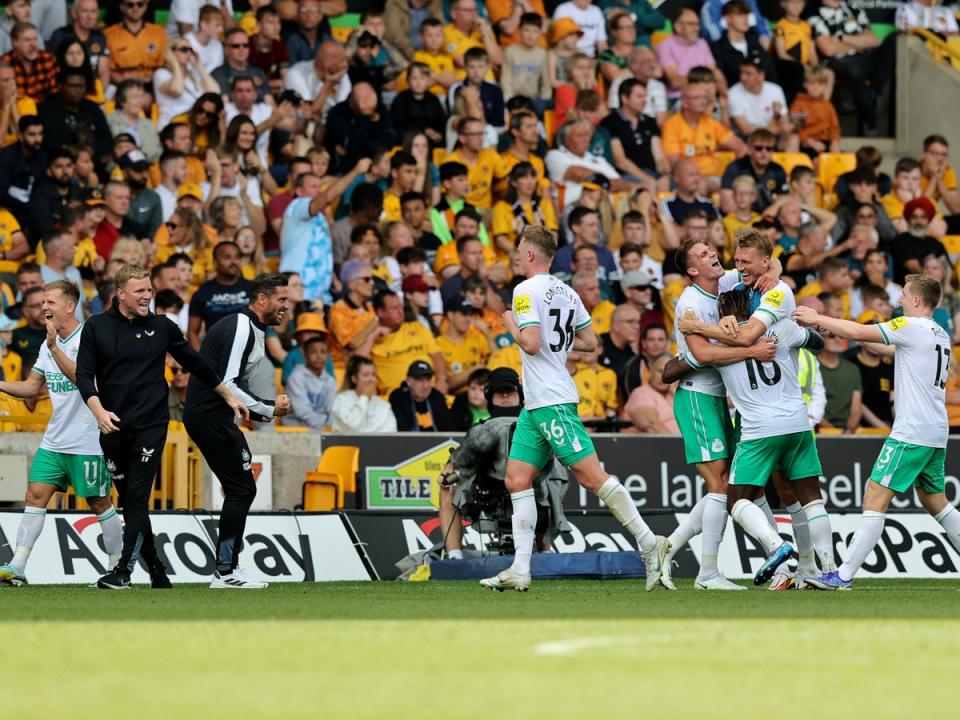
[{"x1": 0, "y1": 0, "x2": 956, "y2": 443}]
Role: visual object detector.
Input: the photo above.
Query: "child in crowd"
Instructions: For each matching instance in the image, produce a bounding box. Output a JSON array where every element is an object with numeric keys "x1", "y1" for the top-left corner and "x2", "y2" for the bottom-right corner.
[
  {"x1": 501, "y1": 13, "x2": 552, "y2": 113},
  {"x1": 448, "y1": 48, "x2": 506, "y2": 130},
  {"x1": 187, "y1": 6, "x2": 226, "y2": 72},
  {"x1": 790, "y1": 65, "x2": 840, "y2": 157},
  {"x1": 283, "y1": 336, "x2": 337, "y2": 430},
  {"x1": 774, "y1": 0, "x2": 818, "y2": 101},
  {"x1": 547, "y1": 17, "x2": 583, "y2": 89},
  {"x1": 722, "y1": 176, "x2": 762, "y2": 262},
  {"x1": 413, "y1": 18, "x2": 456, "y2": 97},
  {"x1": 618, "y1": 213, "x2": 663, "y2": 288}
]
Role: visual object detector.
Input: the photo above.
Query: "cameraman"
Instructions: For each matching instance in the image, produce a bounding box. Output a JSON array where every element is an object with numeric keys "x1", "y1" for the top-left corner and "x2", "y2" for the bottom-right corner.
[{"x1": 438, "y1": 368, "x2": 570, "y2": 559}]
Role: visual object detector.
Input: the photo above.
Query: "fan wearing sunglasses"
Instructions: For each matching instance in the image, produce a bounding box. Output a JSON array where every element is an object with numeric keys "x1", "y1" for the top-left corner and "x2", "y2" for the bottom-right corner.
[
  {"x1": 155, "y1": 34, "x2": 221, "y2": 129},
  {"x1": 719, "y1": 128, "x2": 788, "y2": 215},
  {"x1": 104, "y1": 0, "x2": 168, "y2": 84}
]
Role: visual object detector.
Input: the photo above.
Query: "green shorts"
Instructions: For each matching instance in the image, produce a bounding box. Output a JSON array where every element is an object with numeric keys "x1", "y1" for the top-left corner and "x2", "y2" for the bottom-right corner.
[
  {"x1": 509, "y1": 403, "x2": 596, "y2": 470},
  {"x1": 869, "y1": 438, "x2": 946, "y2": 494},
  {"x1": 729, "y1": 431, "x2": 822, "y2": 486},
  {"x1": 674, "y1": 387, "x2": 736, "y2": 465},
  {"x1": 30, "y1": 448, "x2": 112, "y2": 498}
]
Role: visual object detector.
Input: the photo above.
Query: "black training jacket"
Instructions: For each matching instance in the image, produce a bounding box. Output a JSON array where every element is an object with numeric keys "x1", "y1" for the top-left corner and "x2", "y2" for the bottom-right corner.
[
  {"x1": 183, "y1": 309, "x2": 276, "y2": 425},
  {"x1": 76, "y1": 298, "x2": 222, "y2": 430}
]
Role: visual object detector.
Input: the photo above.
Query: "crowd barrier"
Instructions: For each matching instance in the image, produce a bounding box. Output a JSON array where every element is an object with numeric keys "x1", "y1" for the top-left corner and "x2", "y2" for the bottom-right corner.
[{"x1": 2, "y1": 509, "x2": 957, "y2": 584}]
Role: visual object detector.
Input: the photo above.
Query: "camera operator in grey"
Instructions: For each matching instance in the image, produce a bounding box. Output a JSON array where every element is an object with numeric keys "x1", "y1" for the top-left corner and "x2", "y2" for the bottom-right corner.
[{"x1": 438, "y1": 368, "x2": 571, "y2": 559}]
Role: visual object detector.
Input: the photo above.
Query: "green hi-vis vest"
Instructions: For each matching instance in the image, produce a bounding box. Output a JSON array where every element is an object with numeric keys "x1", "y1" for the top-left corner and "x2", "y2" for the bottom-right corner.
[{"x1": 798, "y1": 348, "x2": 817, "y2": 407}]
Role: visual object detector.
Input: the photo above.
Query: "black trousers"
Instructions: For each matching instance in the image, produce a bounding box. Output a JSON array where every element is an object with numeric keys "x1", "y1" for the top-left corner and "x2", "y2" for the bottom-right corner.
[
  {"x1": 99, "y1": 424, "x2": 168, "y2": 573},
  {"x1": 185, "y1": 421, "x2": 258, "y2": 572}
]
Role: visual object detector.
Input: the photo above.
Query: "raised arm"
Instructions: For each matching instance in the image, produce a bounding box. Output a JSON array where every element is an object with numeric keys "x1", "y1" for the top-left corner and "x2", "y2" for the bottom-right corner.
[{"x1": 792, "y1": 306, "x2": 885, "y2": 343}]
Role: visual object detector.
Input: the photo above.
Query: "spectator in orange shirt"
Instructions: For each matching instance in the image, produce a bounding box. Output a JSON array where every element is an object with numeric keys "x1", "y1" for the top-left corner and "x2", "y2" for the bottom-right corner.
[
  {"x1": 328, "y1": 258, "x2": 382, "y2": 368},
  {"x1": 790, "y1": 65, "x2": 840, "y2": 158},
  {"x1": 2, "y1": 22, "x2": 58, "y2": 102},
  {"x1": 104, "y1": 0, "x2": 167, "y2": 84}
]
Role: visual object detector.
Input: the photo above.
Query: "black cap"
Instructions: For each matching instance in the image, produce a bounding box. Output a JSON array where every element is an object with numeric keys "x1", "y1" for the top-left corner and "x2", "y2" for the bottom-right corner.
[
  {"x1": 113, "y1": 133, "x2": 136, "y2": 146},
  {"x1": 485, "y1": 368, "x2": 521, "y2": 396},
  {"x1": 753, "y1": 217, "x2": 784, "y2": 233},
  {"x1": 742, "y1": 50, "x2": 766, "y2": 69},
  {"x1": 357, "y1": 30, "x2": 381, "y2": 47},
  {"x1": 407, "y1": 360, "x2": 434, "y2": 378},
  {"x1": 444, "y1": 296, "x2": 481, "y2": 314},
  {"x1": 118, "y1": 148, "x2": 150, "y2": 171},
  {"x1": 581, "y1": 174, "x2": 610, "y2": 191}
]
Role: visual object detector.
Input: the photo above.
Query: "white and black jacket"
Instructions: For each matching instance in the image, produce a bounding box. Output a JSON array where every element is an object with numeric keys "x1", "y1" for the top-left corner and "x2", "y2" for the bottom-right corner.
[{"x1": 183, "y1": 309, "x2": 276, "y2": 425}]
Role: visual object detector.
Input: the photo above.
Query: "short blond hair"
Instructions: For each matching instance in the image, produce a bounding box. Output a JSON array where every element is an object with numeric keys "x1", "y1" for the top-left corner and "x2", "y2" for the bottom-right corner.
[
  {"x1": 731, "y1": 175, "x2": 757, "y2": 192},
  {"x1": 905, "y1": 272, "x2": 942, "y2": 310},
  {"x1": 115, "y1": 264, "x2": 150, "y2": 289},
  {"x1": 736, "y1": 228, "x2": 774, "y2": 258},
  {"x1": 519, "y1": 225, "x2": 557, "y2": 261},
  {"x1": 805, "y1": 65, "x2": 833, "y2": 84}
]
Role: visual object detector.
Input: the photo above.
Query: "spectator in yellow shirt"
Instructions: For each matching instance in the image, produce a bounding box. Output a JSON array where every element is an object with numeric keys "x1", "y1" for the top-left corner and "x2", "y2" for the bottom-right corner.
[
  {"x1": 412, "y1": 18, "x2": 457, "y2": 96},
  {"x1": 370, "y1": 289, "x2": 448, "y2": 395},
  {"x1": 721, "y1": 175, "x2": 761, "y2": 263},
  {"x1": 443, "y1": 0, "x2": 502, "y2": 78},
  {"x1": 797, "y1": 257, "x2": 853, "y2": 319},
  {"x1": 491, "y1": 160, "x2": 557, "y2": 263},
  {"x1": 919, "y1": 133, "x2": 960, "y2": 215},
  {"x1": 382, "y1": 151, "x2": 418, "y2": 222},
  {"x1": 437, "y1": 296, "x2": 495, "y2": 391},
  {"x1": 572, "y1": 270, "x2": 616, "y2": 335},
  {"x1": 567, "y1": 346, "x2": 618, "y2": 420},
  {"x1": 443, "y1": 116, "x2": 508, "y2": 211}
]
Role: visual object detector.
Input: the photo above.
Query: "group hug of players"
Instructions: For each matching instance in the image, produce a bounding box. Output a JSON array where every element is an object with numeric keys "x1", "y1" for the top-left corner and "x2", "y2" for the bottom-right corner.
[{"x1": 3, "y1": 226, "x2": 959, "y2": 591}]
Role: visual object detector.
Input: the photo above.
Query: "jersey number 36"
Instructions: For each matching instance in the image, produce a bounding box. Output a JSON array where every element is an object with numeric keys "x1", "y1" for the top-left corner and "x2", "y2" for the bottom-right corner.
[{"x1": 549, "y1": 309, "x2": 575, "y2": 353}]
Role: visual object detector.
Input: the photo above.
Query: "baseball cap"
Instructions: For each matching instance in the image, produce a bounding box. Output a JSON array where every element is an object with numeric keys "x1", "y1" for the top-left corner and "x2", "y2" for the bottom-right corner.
[
  {"x1": 357, "y1": 30, "x2": 381, "y2": 47},
  {"x1": 486, "y1": 367, "x2": 521, "y2": 395},
  {"x1": 177, "y1": 183, "x2": 203, "y2": 200},
  {"x1": 621, "y1": 270, "x2": 652, "y2": 289},
  {"x1": 402, "y1": 274, "x2": 430, "y2": 293},
  {"x1": 81, "y1": 188, "x2": 105, "y2": 207},
  {"x1": 444, "y1": 296, "x2": 481, "y2": 314},
  {"x1": 551, "y1": 17, "x2": 583, "y2": 43},
  {"x1": 407, "y1": 360, "x2": 434, "y2": 378},
  {"x1": 118, "y1": 148, "x2": 150, "y2": 171},
  {"x1": 294, "y1": 312, "x2": 327, "y2": 336},
  {"x1": 113, "y1": 133, "x2": 136, "y2": 146},
  {"x1": 581, "y1": 174, "x2": 610, "y2": 192},
  {"x1": 742, "y1": 50, "x2": 766, "y2": 69}
]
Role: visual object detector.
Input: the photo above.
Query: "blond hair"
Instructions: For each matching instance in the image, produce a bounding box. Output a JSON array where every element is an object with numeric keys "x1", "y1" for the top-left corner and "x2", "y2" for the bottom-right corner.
[
  {"x1": 735, "y1": 228, "x2": 774, "y2": 258},
  {"x1": 115, "y1": 264, "x2": 150, "y2": 289},
  {"x1": 519, "y1": 225, "x2": 557, "y2": 261},
  {"x1": 905, "y1": 272, "x2": 942, "y2": 310}
]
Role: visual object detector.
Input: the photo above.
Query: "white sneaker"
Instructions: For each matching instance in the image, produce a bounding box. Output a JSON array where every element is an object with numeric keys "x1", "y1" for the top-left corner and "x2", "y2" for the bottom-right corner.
[
  {"x1": 659, "y1": 554, "x2": 677, "y2": 591},
  {"x1": 694, "y1": 573, "x2": 746, "y2": 591},
  {"x1": 479, "y1": 568, "x2": 531, "y2": 592},
  {"x1": 643, "y1": 536, "x2": 668, "y2": 591},
  {"x1": 210, "y1": 568, "x2": 269, "y2": 589},
  {"x1": 768, "y1": 566, "x2": 796, "y2": 591}
]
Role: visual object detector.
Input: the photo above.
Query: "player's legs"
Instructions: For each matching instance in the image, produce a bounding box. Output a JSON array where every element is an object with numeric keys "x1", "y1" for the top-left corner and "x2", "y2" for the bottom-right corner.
[
  {"x1": 771, "y1": 472, "x2": 816, "y2": 575},
  {"x1": 0, "y1": 480, "x2": 58, "y2": 584},
  {"x1": 917, "y1": 489, "x2": 960, "y2": 559},
  {"x1": 63, "y1": 452, "x2": 123, "y2": 571}
]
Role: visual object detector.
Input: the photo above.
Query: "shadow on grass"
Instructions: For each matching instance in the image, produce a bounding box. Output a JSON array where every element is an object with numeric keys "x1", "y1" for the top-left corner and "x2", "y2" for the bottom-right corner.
[{"x1": 1, "y1": 580, "x2": 957, "y2": 622}]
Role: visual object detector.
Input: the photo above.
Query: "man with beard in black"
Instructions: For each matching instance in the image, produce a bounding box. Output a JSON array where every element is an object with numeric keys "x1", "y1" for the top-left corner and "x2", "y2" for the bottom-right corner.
[
  {"x1": 28, "y1": 148, "x2": 80, "y2": 244},
  {"x1": 37, "y1": 68, "x2": 112, "y2": 173},
  {"x1": 0, "y1": 115, "x2": 45, "y2": 226},
  {"x1": 117, "y1": 148, "x2": 163, "y2": 238}
]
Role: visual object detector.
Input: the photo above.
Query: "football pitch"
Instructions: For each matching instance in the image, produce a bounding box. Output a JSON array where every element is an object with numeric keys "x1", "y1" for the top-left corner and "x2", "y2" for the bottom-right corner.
[{"x1": 2, "y1": 580, "x2": 957, "y2": 719}]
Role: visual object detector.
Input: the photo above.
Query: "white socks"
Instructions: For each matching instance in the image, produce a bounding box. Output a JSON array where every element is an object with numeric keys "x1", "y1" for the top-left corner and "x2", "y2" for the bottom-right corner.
[
  {"x1": 665, "y1": 495, "x2": 707, "y2": 563},
  {"x1": 731, "y1": 499, "x2": 783, "y2": 554},
  {"x1": 786, "y1": 501, "x2": 815, "y2": 572},
  {"x1": 839, "y1": 510, "x2": 885, "y2": 582},
  {"x1": 11, "y1": 506, "x2": 46, "y2": 573},
  {"x1": 597, "y1": 478, "x2": 657, "y2": 553},
  {"x1": 754, "y1": 495, "x2": 778, "y2": 531},
  {"x1": 934, "y1": 505, "x2": 960, "y2": 555},
  {"x1": 698, "y1": 493, "x2": 727, "y2": 580},
  {"x1": 803, "y1": 499, "x2": 836, "y2": 572},
  {"x1": 97, "y1": 506, "x2": 123, "y2": 565},
  {"x1": 510, "y1": 490, "x2": 537, "y2": 575}
]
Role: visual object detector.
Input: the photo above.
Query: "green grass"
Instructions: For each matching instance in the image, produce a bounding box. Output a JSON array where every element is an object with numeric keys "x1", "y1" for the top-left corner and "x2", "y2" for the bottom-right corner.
[{"x1": 2, "y1": 580, "x2": 958, "y2": 719}]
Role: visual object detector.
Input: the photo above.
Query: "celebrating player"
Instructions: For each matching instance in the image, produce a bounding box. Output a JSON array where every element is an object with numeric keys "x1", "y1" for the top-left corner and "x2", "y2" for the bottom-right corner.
[
  {"x1": 795, "y1": 274, "x2": 960, "y2": 590},
  {"x1": 667, "y1": 285, "x2": 836, "y2": 585},
  {"x1": 0, "y1": 281, "x2": 122, "y2": 586},
  {"x1": 658, "y1": 236, "x2": 779, "y2": 590},
  {"x1": 183, "y1": 274, "x2": 292, "y2": 590},
  {"x1": 480, "y1": 226, "x2": 667, "y2": 592}
]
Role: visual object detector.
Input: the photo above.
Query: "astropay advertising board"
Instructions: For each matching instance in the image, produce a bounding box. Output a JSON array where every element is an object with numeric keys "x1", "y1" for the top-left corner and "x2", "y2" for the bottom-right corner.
[{"x1": 0, "y1": 512, "x2": 372, "y2": 584}]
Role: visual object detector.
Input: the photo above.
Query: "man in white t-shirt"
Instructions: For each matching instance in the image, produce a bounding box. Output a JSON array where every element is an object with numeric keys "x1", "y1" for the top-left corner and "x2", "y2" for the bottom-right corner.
[
  {"x1": 553, "y1": 0, "x2": 607, "y2": 57},
  {"x1": 284, "y1": 41, "x2": 352, "y2": 124},
  {"x1": 168, "y1": 0, "x2": 234, "y2": 34},
  {"x1": 607, "y1": 46, "x2": 668, "y2": 126},
  {"x1": 479, "y1": 225, "x2": 667, "y2": 592},
  {"x1": 224, "y1": 75, "x2": 289, "y2": 167},
  {"x1": 185, "y1": 5, "x2": 226, "y2": 72},
  {"x1": 728, "y1": 54, "x2": 798, "y2": 150},
  {"x1": 0, "y1": 281, "x2": 122, "y2": 586},
  {"x1": 796, "y1": 273, "x2": 960, "y2": 591},
  {"x1": 545, "y1": 119, "x2": 637, "y2": 209}
]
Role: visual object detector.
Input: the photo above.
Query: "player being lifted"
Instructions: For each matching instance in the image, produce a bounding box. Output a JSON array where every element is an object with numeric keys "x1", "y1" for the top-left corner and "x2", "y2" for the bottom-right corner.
[
  {"x1": 659, "y1": 236, "x2": 779, "y2": 590},
  {"x1": 673, "y1": 231, "x2": 836, "y2": 585},
  {"x1": 480, "y1": 226, "x2": 667, "y2": 592},
  {"x1": 0, "y1": 281, "x2": 122, "y2": 585},
  {"x1": 795, "y1": 274, "x2": 960, "y2": 589},
  {"x1": 666, "y1": 284, "x2": 837, "y2": 585}
]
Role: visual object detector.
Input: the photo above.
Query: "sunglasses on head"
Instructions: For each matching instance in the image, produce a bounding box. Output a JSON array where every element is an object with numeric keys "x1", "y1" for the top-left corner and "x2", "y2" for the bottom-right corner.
[{"x1": 752, "y1": 145, "x2": 774, "y2": 152}]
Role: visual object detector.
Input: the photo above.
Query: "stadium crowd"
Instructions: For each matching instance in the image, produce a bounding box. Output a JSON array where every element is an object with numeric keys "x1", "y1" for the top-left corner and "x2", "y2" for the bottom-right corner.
[{"x1": 0, "y1": 0, "x2": 958, "y2": 439}]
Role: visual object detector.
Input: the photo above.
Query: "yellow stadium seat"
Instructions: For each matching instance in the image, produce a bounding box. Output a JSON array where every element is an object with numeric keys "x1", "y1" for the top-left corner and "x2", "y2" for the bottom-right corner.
[
  {"x1": 941, "y1": 235, "x2": 960, "y2": 259},
  {"x1": 331, "y1": 26, "x2": 352, "y2": 44},
  {"x1": 817, "y1": 427, "x2": 843, "y2": 435},
  {"x1": 543, "y1": 109, "x2": 557, "y2": 145},
  {"x1": 713, "y1": 151, "x2": 736, "y2": 178},
  {"x1": 318, "y1": 445, "x2": 360, "y2": 505},
  {"x1": 650, "y1": 31, "x2": 671, "y2": 48},
  {"x1": 816, "y1": 152, "x2": 856, "y2": 193},
  {"x1": 303, "y1": 471, "x2": 342, "y2": 511},
  {"x1": 855, "y1": 427, "x2": 891, "y2": 436},
  {"x1": 772, "y1": 152, "x2": 814, "y2": 176},
  {"x1": 276, "y1": 424, "x2": 309, "y2": 432}
]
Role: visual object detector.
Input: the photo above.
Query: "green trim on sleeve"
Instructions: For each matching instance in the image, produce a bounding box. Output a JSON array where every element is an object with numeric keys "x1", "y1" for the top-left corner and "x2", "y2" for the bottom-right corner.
[
  {"x1": 31, "y1": 366, "x2": 44, "y2": 376},
  {"x1": 684, "y1": 351, "x2": 702, "y2": 369},
  {"x1": 575, "y1": 319, "x2": 593, "y2": 330},
  {"x1": 517, "y1": 321, "x2": 541, "y2": 329},
  {"x1": 877, "y1": 324, "x2": 890, "y2": 344},
  {"x1": 755, "y1": 307, "x2": 778, "y2": 325}
]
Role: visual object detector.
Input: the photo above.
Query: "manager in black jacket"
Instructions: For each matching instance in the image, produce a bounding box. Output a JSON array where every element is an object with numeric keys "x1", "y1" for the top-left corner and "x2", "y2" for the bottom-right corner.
[
  {"x1": 76, "y1": 265, "x2": 248, "y2": 590},
  {"x1": 183, "y1": 274, "x2": 291, "y2": 589}
]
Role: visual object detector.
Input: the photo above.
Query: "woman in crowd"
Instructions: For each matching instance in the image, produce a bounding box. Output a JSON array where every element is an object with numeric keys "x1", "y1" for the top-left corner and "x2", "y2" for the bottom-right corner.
[
  {"x1": 332, "y1": 356, "x2": 397, "y2": 432},
  {"x1": 155, "y1": 43, "x2": 221, "y2": 130},
  {"x1": 923, "y1": 254, "x2": 960, "y2": 341},
  {"x1": 852, "y1": 248, "x2": 903, "y2": 317},
  {"x1": 188, "y1": 93, "x2": 225, "y2": 155},
  {"x1": 107, "y1": 80, "x2": 162, "y2": 162},
  {"x1": 225, "y1": 115, "x2": 279, "y2": 195},
  {"x1": 598, "y1": 10, "x2": 637, "y2": 83},
  {"x1": 492, "y1": 161, "x2": 558, "y2": 264},
  {"x1": 155, "y1": 207, "x2": 216, "y2": 286},
  {"x1": 235, "y1": 225, "x2": 267, "y2": 280},
  {"x1": 402, "y1": 131, "x2": 437, "y2": 202},
  {"x1": 109, "y1": 237, "x2": 147, "y2": 268},
  {"x1": 209, "y1": 196, "x2": 244, "y2": 244},
  {"x1": 555, "y1": 53, "x2": 598, "y2": 127},
  {"x1": 55, "y1": 38, "x2": 108, "y2": 105}
]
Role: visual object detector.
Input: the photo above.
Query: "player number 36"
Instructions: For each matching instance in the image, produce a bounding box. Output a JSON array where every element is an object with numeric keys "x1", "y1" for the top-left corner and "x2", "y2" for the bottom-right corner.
[{"x1": 540, "y1": 419, "x2": 566, "y2": 443}]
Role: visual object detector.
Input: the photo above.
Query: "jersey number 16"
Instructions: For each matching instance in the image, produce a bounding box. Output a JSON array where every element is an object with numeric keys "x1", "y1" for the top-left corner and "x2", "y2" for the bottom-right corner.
[{"x1": 549, "y1": 309, "x2": 575, "y2": 353}]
